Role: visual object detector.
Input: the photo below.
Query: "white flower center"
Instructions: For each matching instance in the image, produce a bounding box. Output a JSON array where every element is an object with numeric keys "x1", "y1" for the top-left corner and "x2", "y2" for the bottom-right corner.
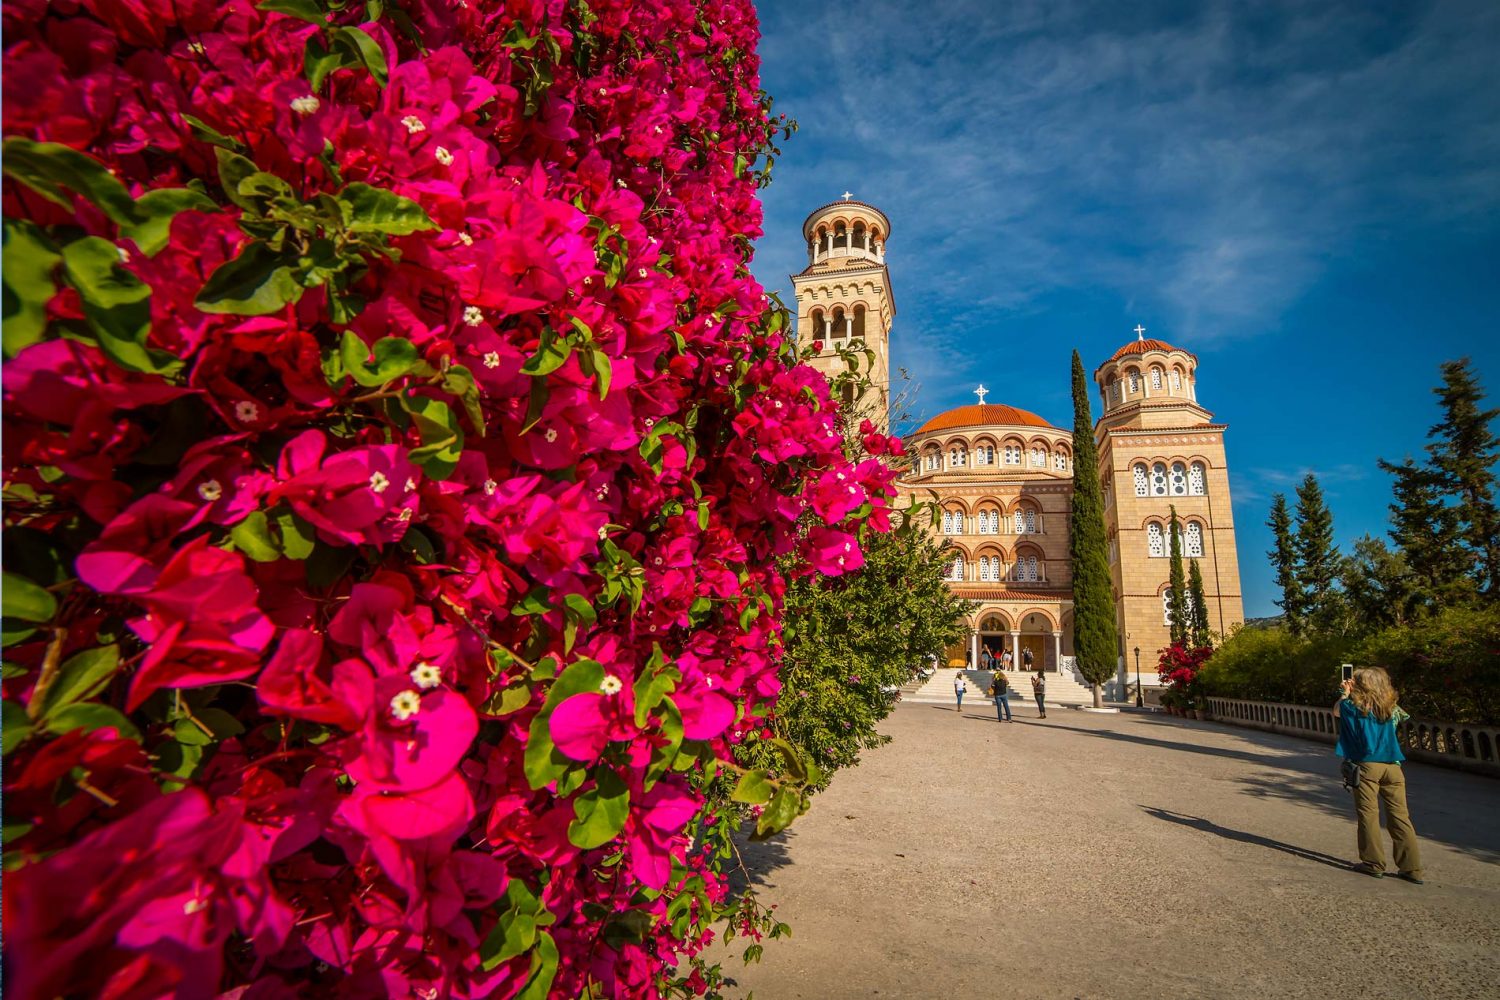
[
  {"x1": 235, "y1": 400, "x2": 259, "y2": 422},
  {"x1": 544, "y1": 428, "x2": 558, "y2": 443},
  {"x1": 291, "y1": 95, "x2": 320, "y2": 115},
  {"x1": 197, "y1": 479, "x2": 222, "y2": 502},
  {"x1": 458, "y1": 232, "x2": 474, "y2": 246},
  {"x1": 463, "y1": 306, "x2": 484, "y2": 327},
  {"x1": 401, "y1": 115, "x2": 426, "y2": 133},
  {"x1": 599, "y1": 676, "x2": 623, "y2": 695},
  {"x1": 369, "y1": 471, "x2": 391, "y2": 494},
  {"x1": 389, "y1": 690, "x2": 422, "y2": 720},
  {"x1": 483, "y1": 351, "x2": 501, "y2": 369},
  {"x1": 434, "y1": 146, "x2": 454, "y2": 166},
  {"x1": 410, "y1": 663, "x2": 443, "y2": 690},
  {"x1": 483, "y1": 479, "x2": 498, "y2": 496}
]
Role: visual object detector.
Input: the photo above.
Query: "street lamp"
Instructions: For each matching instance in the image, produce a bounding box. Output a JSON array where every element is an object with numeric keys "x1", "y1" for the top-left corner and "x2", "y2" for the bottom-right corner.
[{"x1": 1133, "y1": 646, "x2": 1143, "y2": 708}]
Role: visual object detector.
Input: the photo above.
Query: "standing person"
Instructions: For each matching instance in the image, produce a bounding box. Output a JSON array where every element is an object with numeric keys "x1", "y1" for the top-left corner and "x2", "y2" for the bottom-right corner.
[
  {"x1": 989, "y1": 671, "x2": 1012, "y2": 723},
  {"x1": 1031, "y1": 671, "x2": 1047, "y2": 719},
  {"x1": 954, "y1": 670, "x2": 967, "y2": 712},
  {"x1": 1022, "y1": 646, "x2": 1034, "y2": 672},
  {"x1": 1335, "y1": 668, "x2": 1424, "y2": 882},
  {"x1": 980, "y1": 647, "x2": 993, "y2": 671},
  {"x1": 1000, "y1": 648, "x2": 1013, "y2": 671}
]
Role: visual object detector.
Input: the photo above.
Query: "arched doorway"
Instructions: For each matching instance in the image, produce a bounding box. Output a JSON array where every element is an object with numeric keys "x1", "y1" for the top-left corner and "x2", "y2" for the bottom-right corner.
[
  {"x1": 978, "y1": 613, "x2": 1009, "y2": 667},
  {"x1": 1016, "y1": 610, "x2": 1057, "y2": 671}
]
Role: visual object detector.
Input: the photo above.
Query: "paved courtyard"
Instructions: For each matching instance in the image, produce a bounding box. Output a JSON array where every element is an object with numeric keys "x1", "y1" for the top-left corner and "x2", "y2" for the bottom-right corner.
[{"x1": 720, "y1": 702, "x2": 1500, "y2": 1000}]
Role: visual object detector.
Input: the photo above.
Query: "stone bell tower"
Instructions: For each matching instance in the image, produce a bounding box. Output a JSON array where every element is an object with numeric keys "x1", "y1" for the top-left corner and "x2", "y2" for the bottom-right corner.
[{"x1": 792, "y1": 194, "x2": 895, "y2": 428}]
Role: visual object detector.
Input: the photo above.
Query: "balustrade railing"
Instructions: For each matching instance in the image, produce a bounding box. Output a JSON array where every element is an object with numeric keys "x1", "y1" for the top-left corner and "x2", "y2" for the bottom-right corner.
[{"x1": 1203, "y1": 697, "x2": 1500, "y2": 778}]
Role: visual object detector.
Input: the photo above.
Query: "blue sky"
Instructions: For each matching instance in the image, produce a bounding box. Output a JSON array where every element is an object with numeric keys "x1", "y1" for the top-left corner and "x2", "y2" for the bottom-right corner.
[{"x1": 749, "y1": 0, "x2": 1500, "y2": 617}]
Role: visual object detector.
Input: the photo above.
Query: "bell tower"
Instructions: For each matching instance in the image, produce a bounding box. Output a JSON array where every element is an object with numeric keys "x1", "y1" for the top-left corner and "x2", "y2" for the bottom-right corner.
[{"x1": 792, "y1": 194, "x2": 895, "y2": 427}]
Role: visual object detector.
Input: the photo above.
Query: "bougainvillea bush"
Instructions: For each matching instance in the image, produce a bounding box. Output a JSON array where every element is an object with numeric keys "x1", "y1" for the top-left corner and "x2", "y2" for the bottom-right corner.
[{"x1": 0, "y1": 0, "x2": 897, "y2": 995}]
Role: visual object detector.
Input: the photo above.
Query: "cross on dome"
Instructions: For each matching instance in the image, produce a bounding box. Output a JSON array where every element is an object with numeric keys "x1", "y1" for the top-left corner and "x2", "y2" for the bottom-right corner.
[
  {"x1": 974, "y1": 384, "x2": 989, "y2": 405},
  {"x1": 841, "y1": 190, "x2": 853, "y2": 200},
  {"x1": 1134, "y1": 323, "x2": 1146, "y2": 340}
]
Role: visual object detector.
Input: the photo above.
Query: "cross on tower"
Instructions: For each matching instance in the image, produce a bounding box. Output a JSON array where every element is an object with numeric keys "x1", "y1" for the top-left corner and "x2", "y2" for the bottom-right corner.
[
  {"x1": 841, "y1": 190, "x2": 853, "y2": 200},
  {"x1": 1134, "y1": 324, "x2": 1146, "y2": 340},
  {"x1": 974, "y1": 384, "x2": 989, "y2": 405}
]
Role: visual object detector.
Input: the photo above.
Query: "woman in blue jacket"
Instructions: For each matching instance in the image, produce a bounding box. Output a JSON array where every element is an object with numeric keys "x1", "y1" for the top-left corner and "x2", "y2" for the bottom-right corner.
[{"x1": 1335, "y1": 668, "x2": 1424, "y2": 883}]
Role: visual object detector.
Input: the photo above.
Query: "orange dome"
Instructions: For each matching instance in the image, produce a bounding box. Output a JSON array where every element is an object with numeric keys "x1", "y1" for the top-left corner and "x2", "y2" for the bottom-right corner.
[
  {"x1": 1109, "y1": 337, "x2": 1195, "y2": 361},
  {"x1": 916, "y1": 403, "x2": 1056, "y2": 434}
]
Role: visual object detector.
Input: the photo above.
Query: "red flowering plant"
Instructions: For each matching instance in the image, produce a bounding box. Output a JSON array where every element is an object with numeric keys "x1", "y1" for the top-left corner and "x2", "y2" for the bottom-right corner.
[
  {"x1": 1157, "y1": 641, "x2": 1214, "y2": 703},
  {"x1": 0, "y1": 1, "x2": 893, "y2": 996}
]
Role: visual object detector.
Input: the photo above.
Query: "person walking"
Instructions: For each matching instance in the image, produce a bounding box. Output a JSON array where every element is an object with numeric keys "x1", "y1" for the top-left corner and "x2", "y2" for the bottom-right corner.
[
  {"x1": 1335, "y1": 668, "x2": 1423, "y2": 882},
  {"x1": 1021, "y1": 646, "x2": 1034, "y2": 671},
  {"x1": 1000, "y1": 648, "x2": 1013, "y2": 671},
  {"x1": 954, "y1": 670, "x2": 967, "y2": 713},
  {"x1": 980, "y1": 647, "x2": 992, "y2": 671},
  {"x1": 1031, "y1": 671, "x2": 1047, "y2": 718},
  {"x1": 989, "y1": 671, "x2": 1012, "y2": 723}
]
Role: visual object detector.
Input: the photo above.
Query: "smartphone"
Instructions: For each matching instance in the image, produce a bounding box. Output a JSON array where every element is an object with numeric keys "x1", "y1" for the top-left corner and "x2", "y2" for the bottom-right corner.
[{"x1": 1341, "y1": 663, "x2": 1354, "y2": 683}]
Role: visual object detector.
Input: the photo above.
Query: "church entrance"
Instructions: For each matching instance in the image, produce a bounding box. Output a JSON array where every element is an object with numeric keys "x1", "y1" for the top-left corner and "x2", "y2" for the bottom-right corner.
[
  {"x1": 1016, "y1": 611, "x2": 1057, "y2": 672},
  {"x1": 978, "y1": 614, "x2": 1009, "y2": 668}
]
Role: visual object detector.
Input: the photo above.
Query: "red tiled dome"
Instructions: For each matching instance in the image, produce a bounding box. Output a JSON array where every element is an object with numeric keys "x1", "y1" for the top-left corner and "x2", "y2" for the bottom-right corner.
[
  {"x1": 1110, "y1": 338, "x2": 1194, "y2": 361},
  {"x1": 916, "y1": 403, "x2": 1055, "y2": 434}
]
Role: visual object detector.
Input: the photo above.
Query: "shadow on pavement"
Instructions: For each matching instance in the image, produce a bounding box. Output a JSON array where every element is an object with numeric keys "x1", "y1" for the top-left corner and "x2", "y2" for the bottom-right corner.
[
  {"x1": 1021, "y1": 717, "x2": 1500, "y2": 863},
  {"x1": 728, "y1": 828, "x2": 794, "y2": 894},
  {"x1": 1141, "y1": 806, "x2": 1352, "y2": 870}
]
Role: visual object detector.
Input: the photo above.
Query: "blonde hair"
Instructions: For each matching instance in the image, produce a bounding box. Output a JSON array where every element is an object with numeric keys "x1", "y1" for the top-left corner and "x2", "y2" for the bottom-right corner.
[{"x1": 1350, "y1": 667, "x2": 1398, "y2": 722}]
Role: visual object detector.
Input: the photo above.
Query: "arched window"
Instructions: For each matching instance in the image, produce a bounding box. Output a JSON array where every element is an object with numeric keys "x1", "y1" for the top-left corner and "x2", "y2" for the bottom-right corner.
[
  {"x1": 1185, "y1": 522, "x2": 1204, "y2": 557},
  {"x1": 948, "y1": 556, "x2": 965, "y2": 581},
  {"x1": 1024, "y1": 509, "x2": 1037, "y2": 533},
  {"x1": 981, "y1": 556, "x2": 1001, "y2": 582},
  {"x1": 1133, "y1": 463, "x2": 1149, "y2": 497},
  {"x1": 1162, "y1": 589, "x2": 1174, "y2": 625},
  {"x1": 1171, "y1": 370, "x2": 1182, "y2": 390},
  {"x1": 1031, "y1": 447, "x2": 1045, "y2": 467},
  {"x1": 985, "y1": 509, "x2": 1002, "y2": 533},
  {"x1": 1003, "y1": 445, "x2": 1021, "y2": 466},
  {"x1": 942, "y1": 510, "x2": 963, "y2": 534},
  {"x1": 976, "y1": 445, "x2": 995, "y2": 466},
  {"x1": 950, "y1": 446, "x2": 967, "y2": 468},
  {"x1": 1054, "y1": 452, "x2": 1068, "y2": 471},
  {"x1": 1189, "y1": 462, "x2": 1206, "y2": 496},
  {"x1": 1025, "y1": 555, "x2": 1039, "y2": 582},
  {"x1": 1147, "y1": 522, "x2": 1165, "y2": 557},
  {"x1": 1151, "y1": 463, "x2": 1168, "y2": 496},
  {"x1": 1128, "y1": 372, "x2": 1140, "y2": 393},
  {"x1": 1151, "y1": 367, "x2": 1163, "y2": 391},
  {"x1": 1170, "y1": 462, "x2": 1188, "y2": 496}
]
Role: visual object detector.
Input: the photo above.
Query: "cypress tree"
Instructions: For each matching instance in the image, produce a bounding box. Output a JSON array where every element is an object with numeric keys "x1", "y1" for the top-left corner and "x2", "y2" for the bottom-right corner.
[
  {"x1": 1426, "y1": 358, "x2": 1500, "y2": 597},
  {"x1": 1293, "y1": 473, "x2": 1340, "y2": 633},
  {"x1": 1187, "y1": 558, "x2": 1211, "y2": 647},
  {"x1": 1167, "y1": 505, "x2": 1188, "y2": 646},
  {"x1": 1266, "y1": 493, "x2": 1304, "y2": 633},
  {"x1": 1378, "y1": 457, "x2": 1473, "y2": 611},
  {"x1": 1068, "y1": 349, "x2": 1118, "y2": 709}
]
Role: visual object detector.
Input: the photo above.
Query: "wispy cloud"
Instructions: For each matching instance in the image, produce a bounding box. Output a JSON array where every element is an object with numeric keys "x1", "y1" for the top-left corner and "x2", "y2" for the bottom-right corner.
[{"x1": 752, "y1": 0, "x2": 1500, "y2": 369}]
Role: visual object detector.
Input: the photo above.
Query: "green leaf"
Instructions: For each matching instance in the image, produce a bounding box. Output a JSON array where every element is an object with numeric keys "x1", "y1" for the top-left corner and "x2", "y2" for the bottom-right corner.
[
  {"x1": 752, "y1": 786, "x2": 801, "y2": 839},
  {"x1": 2, "y1": 219, "x2": 61, "y2": 357},
  {"x1": 40, "y1": 644, "x2": 120, "y2": 716},
  {"x1": 340, "y1": 182, "x2": 435, "y2": 235},
  {"x1": 1, "y1": 623, "x2": 38, "y2": 648},
  {"x1": 120, "y1": 187, "x2": 217, "y2": 256},
  {"x1": 2, "y1": 136, "x2": 136, "y2": 220},
  {"x1": 520, "y1": 325, "x2": 571, "y2": 376},
  {"x1": 275, "y1": 510, "x2": 317, "y2": 560},
  {"x1": 590, "y1": 348, "x2": 612, "y2": 399},
  {"x1": 174, "y1": 717, "x2": 215, "y2": 747},
  {"x1": 195, "y1": 242, "x2": 304, "y2": 315},
  {"x1": 516, "y1": 931, "x2": 560, "y2": 1000},
  {"x1": 214, "y1": 148, "x2": 262, "y2": 212},
  {"x1": 181, "y1": 114, "x2": 246, "y2": 152},
  {"x1": 520, "y1": 375, "x2": 549, "y2": 435},
  {"x1": 340, "y1": 331, "x2": 418, "y2": 387},
  {"x1": 3, "y1": 821, "x2": 33, "y2": 845},
  {"x1": 332, "y1": 26, "x2": 389, "y2": 87},
  {"x1": 61, "y1": 236, "x2": 180, "y2": 375},
  {"x1": 523, "y1": 659, "x2": 604, "y2": 790},
  {"x1": 440, "y1": 365, "x2": 486, "y2": 435},
  {"x1": 766, "y1": 737, "x2": 808, "y2": 782},
  {"x1": 1, "y1": 572, "x2": 56, "y2": 623},
  {"x1": 197, "y1": 707, "x2": 246, "y2": 738},
  {"x1": 731, "y1": 769, "x2": 775, "y2": 805},
  {"x1": 403, "y1": 395, "x2": 464, "y2": 479},
  {"x1": 304, "y1": 34, "x2": 349, "y2": 93},
  {"x1": 632, "y1": 664, "x2": 678, "y2": 728},
  {"x1": 230, "y1": 511, "x2": 282, "y2": 562},
  {"x1": 482, "y1": 680, "x2": 532, "y2": 717},
  {"x1": 567, "y1": 767, "x2": 630, "y2": 849},
  {"x1": 3, "y1": 700, "x2": 33, "y2": 755},
  {"x1": 258, "y1": 0, "x2": 326, "y2": 22},
  {"x1": 481, "y1": 879, "x2": 550, "y2": 969},
  {"x1": 44, "y1": 702, "x2": 140, "y2": 740}
]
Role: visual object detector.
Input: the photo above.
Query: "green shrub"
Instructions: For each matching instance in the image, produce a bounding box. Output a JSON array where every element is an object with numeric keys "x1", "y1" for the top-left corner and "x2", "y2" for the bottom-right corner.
[
  {"x1": 1354, "y1": 604, "x2": 1500, "y2": 724},
  {"x1": 1196, "y1": 627, "x2": 1352, "y2": 705}
]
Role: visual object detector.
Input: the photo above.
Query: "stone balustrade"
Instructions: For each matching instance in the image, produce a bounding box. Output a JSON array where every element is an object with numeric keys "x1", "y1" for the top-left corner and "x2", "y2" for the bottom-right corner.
[{"x1": 1204, "y1": 697, "x2": 1500, "y2": 778}]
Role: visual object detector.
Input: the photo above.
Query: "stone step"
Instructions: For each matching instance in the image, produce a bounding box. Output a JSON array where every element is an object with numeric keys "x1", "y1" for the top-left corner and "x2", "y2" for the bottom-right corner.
[{"x1": 902, "y1": 668, "x2": 1097, "y2": 706}]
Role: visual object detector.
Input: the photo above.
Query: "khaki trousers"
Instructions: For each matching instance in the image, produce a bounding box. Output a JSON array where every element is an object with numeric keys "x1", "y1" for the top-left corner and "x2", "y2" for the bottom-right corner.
[{"x1": 1354, "y1": 761, "x2": 1423, "y2": 876}]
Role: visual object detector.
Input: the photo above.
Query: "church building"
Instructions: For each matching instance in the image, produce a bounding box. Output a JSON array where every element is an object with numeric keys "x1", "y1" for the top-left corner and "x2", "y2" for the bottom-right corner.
[{"x1": 794, "y1": 196, "x2": 1245, "y2": 699}]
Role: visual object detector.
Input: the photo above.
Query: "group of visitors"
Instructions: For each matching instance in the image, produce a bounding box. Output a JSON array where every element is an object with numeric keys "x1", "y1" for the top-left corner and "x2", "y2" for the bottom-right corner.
[
  {"x1": 976, "y1": 645, "x2": 1033, "y2": 672},
  {"x1": 952, "y1": 668, "x2": 1046, "y2": 721}
]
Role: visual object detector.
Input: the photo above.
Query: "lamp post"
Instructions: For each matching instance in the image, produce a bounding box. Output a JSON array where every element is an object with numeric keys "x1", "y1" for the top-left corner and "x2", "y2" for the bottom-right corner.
[{"x1": 1133, "y1": 646, "x2": 1143, "y2": 708}]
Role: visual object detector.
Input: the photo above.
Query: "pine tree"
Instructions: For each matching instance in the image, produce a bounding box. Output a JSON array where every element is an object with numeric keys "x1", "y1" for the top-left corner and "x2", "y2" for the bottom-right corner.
[
  {"x1": 1266, "y1": 493, "x2": 1304, "y2": 633},
  {"x1": 1293, "y1": 473, "x2": 1340, "y2": 634},
  {"x1": 1167, "y1": 505, "x2": 1188, "y2": 646},
  {"x1": 1378, "y1": 457, "x2": 1473, "y2": 611},
  {"x1": 1426, "y1": 358, "x2": 1500, "y2": 597},
  {"x1": 1187, "y1": 559, "x2": 1211, "y2": 646},
  {"x1": 1340, "y1": 534, "x2": 1419, "y2": 630},
  {"x1": 1068, "y1": 349, "x2": 1119, "y2": 709}
]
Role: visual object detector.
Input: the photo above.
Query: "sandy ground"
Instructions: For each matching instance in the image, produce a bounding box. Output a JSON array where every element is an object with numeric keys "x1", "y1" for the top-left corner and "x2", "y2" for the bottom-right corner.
[{"x1": 717, "y1": 702, "x2": 1500, "y2": 1000}]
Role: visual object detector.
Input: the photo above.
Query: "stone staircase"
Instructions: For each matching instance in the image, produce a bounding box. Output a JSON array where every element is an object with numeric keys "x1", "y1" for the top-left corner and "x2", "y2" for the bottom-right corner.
[{"x1": 900, "y1": 667, "x2": 1097, "y2": 707}]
